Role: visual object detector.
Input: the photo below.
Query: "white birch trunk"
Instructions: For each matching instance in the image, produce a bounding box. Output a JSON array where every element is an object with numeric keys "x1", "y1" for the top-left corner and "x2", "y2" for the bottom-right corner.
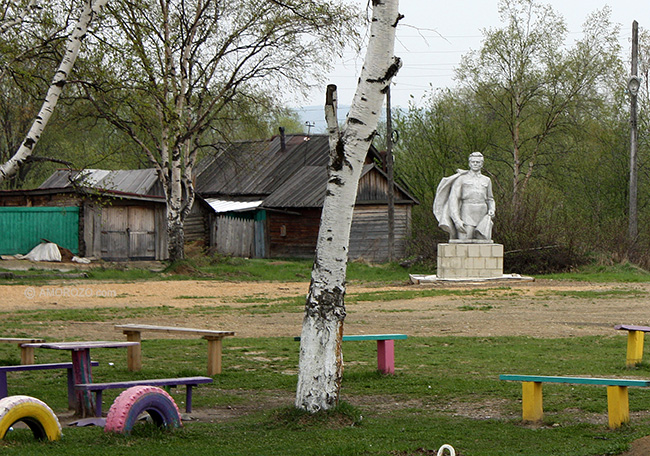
[
  {"x1": 0, "y1": 0, "x2": 108, "y2": 185},
  {"x1": 295, "y1": 0, "x2": 401, "y2": 413}
]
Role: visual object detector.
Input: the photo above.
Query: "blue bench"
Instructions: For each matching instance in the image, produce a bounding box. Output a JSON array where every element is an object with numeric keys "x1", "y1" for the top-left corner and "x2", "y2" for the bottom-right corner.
[
  {"x1": 295, "y1": 334, "x2": 408, "y2": 374},
  {"x1": 75, "y1": 376, "x2": 213, "y2": 417},
  {"x1": 0, "y1": 361, "x2": 99, "y2": 409},
  {"x1": 500, "y1": 374, "x2": 650, "y2": 429}
]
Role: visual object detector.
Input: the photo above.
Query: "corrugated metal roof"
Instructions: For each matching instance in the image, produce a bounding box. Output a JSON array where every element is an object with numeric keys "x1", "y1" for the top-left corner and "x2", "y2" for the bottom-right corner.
[
  {"x1": 195, "y1": 134, "x2": 417, "y2": 209},
  {"x1": 263, "y1": 166, "x2": 328, "y2": 208},
  {"x1": 205, "y1": 198, "x2": 264, "y2": 213},
  {"x1": 195, "y1": 135, "x2": 330, "y2": 197},
  {"x1": 39, "y1": 169, "x2": 161, "y2": 196}
]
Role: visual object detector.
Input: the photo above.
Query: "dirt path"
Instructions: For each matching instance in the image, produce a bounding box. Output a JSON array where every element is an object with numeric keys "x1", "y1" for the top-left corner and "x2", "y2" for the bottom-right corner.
[{"x1": 1, "y1": 277, "x2": 649, "y2": 340}]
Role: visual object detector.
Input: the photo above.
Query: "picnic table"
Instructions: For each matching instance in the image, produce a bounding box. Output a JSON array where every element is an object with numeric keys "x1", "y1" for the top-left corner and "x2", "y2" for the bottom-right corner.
[{"x1": 23, "y1": 341, "x2": 139, "y2": 417}]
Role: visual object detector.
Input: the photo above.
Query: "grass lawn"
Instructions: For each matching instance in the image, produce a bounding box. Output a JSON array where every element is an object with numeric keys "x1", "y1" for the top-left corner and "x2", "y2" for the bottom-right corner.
[
  {"x1": 0, "y1": 334, "x2": 648, "y2": 455},
  {"x1": 2, "y1": 258, "x2": 650, "y2": 455}
]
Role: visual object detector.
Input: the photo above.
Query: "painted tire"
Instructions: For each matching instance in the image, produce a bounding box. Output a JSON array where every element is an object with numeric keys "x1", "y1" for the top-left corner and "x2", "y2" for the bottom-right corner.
[
  {"x1": 0, "y1": 395, "x2": 62, "y2": 441},
  {"x1": 104, "y1": 386, "x2": 182, "y2": 434}
]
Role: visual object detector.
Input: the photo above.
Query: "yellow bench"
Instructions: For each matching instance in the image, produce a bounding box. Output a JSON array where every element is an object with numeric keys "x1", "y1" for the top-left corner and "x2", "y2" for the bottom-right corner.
[
  {"x1": 500, "y1": 374, "x2": 650, "y2": 429},
  {"x1": 115, "y1": 324, "x2": 235, "y2": 375}
]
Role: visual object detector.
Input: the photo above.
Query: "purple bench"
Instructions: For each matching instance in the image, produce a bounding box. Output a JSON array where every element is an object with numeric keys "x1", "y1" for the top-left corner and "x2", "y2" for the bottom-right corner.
[
  {"x1": 0, "y1": 361, "x2": 99, "y2": 408},
  {"x1": 75, "y1": 376, "x2": 213, "y2": 417}
]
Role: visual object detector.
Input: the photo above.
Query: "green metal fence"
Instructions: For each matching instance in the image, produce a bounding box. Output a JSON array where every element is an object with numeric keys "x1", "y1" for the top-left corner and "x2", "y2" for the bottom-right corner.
[{"x1": 0, "y1": 207, "x2": 79, "y2": 255}]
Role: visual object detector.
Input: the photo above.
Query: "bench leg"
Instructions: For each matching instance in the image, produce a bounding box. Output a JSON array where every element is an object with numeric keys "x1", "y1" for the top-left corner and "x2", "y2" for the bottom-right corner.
[
  {"x1": 71, "y1": 349, "x2": 94, "y2": 417},
  {"x1": 377, "y1": 340, "x2": 395, "y2": 374},
  {"x1": 522, "y1": 381, "x2": 543, "y2": 422},
  {"x1": 626, "y1": 331, "x2": 644, "y2": 367},
  {"x1": 607, "y1": 385, "x2": 629, "y2": 429},
  {"x1": 0, "y1": 372, "x2": 7, "y2": 398},
  {"x1": 124, "y1": 331, "x2": 142, "y2": 371},
  {"x1": 19, "y1": 344, "x2": 35, "y2": 365},
  {"x1": 67, "y1": 368, "x2": 76, "y2": 410},
  {"x1": 185, "y1": 385, "x2": 193, "y2": 413},
  {"x1": 94, "y1": 390, "x2": 103, "y2": 417},
  {"x1": 206, "y1": 337, "x2": 223, "y2": 376}
]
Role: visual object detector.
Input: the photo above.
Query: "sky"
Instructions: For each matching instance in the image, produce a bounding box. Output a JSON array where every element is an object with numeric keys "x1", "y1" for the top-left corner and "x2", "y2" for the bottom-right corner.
[{"x1": 291, "y1": 0, "x2": 650, "y2": 132}]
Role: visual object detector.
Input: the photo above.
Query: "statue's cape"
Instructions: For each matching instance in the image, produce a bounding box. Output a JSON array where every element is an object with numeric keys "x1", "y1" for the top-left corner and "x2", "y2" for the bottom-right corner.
[{"x1": 433, "y1": 169, "x2": 467, "y2": 236}]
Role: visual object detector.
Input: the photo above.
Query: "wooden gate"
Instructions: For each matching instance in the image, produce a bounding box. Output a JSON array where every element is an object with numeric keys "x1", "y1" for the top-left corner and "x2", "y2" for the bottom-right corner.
[{"x1": 100, "y1": 206, "x2": 156, "y2": 260}]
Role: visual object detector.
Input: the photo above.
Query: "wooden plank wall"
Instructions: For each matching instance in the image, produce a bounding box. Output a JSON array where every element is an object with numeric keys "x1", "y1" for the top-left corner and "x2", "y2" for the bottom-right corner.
[
  {"x1": 215, "y1": 216, "x2": 255, "y2": 257},
  {"x1": 349, "y1": 205, "x2": 411, "y2": 262},
  {"x1": 268, "y1": 209, "x2": 321, "y2": 258}
]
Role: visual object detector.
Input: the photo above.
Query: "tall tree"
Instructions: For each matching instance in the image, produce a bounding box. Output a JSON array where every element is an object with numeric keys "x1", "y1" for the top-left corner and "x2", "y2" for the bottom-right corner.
[
  {"x1": 0, "y1": 0, "x2": 107, "y2": 185},
  {"x1": 456, "y1": 0, "x2": 622, "y2": 215},
  {"x1": 295, "y1": 0, "x2": 401, "y2": 413},
  {"x1": 77, "y1": 0, "x2": 360, "y2": 261}
]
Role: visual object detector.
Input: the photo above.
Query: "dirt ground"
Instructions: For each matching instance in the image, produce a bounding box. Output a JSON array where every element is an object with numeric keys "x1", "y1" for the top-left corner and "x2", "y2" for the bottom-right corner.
[
  {"x1": 1, "y1": 274, "x2": 650, "y2": 341},
  {"x1": 3, "y1": 262, "x2": 650, "y2": 454}
]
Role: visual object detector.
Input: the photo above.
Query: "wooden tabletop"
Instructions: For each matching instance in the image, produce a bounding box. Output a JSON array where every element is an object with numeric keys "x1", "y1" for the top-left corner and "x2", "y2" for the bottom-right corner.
[
  {"x1": 24, "y1": 341, "x2": 139, "y2": 350},
  {"x1": 115, "y1": 324, "x2": 235, "y2": 337}
]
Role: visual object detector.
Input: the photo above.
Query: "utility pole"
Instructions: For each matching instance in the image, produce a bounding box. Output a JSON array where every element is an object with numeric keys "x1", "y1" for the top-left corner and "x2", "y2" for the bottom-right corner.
[
  {"x1": 628, "y1": 20, "x2": 639, "y2": 250},
  {"x1": 386, "y1": 86, "x2": 395, "y2": 262}
]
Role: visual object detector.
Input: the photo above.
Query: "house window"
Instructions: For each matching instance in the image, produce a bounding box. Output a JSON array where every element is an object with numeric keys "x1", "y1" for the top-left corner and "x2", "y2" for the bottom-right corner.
[{"x1": 280, "y1": 225, "x2": 287, "y2": 237}]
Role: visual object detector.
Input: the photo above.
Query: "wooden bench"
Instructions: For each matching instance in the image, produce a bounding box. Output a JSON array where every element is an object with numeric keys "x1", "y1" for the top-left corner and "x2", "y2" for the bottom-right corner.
[
  {"x1": 0, "y1": 338, "x2": 46, "y2": 364},
  {"x1": 614, "y1": 324, "x2": 650, "y2": 366},
  {"x1": 75, "y1": 376, "x2": 213, "y2": 417},
  {"x1": 115, "y1": 324, "x2": 235, "y2": 375},
  {"x1": 0, "y1": 361, "x2": 99, "y2": 409},
  {"x1": 294, "y1": 334, "x2": 408, "y2": 374},
  {"x1": 500, "y1": 374, "x2": 650, "y2": 429}
]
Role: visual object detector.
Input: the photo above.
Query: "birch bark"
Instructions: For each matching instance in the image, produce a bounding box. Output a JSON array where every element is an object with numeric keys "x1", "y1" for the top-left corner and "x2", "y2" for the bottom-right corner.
[
  {"x1": 295, "y1": 0, "x2": 401, "y2": 413},
  {"x1": 0, "y1": 0, "x2": 107, "y2": 185}
]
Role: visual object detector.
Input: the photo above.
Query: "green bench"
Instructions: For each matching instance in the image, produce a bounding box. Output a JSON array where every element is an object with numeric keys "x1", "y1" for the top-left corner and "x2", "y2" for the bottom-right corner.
[
  {"x1": 500, "y1": 374, "x2": 650, "y2": 429},
  {"x1": 294, "y1": 334, "x2": 407, "y2": 374}
]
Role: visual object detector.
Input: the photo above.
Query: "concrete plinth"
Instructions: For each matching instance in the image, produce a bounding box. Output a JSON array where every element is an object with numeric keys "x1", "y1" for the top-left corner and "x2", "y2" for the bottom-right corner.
[{"x1": 436, "y1": 243, "x2": 503, "y2": 279}]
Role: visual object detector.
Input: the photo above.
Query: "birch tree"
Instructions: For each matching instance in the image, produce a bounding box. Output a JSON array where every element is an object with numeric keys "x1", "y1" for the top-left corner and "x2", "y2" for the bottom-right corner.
[
  {"x1": 0, "y1": 0, "x2": 107, "y2": 184},
  {"x1": 295, "y1": 0, "x2": 401, "y2": 413},
  {"x1": 77, "y1": 0, "x2": 360, "y2": 261},
  {"x1": 456, "y1": 0, "x2": 622, "y2": 216}
]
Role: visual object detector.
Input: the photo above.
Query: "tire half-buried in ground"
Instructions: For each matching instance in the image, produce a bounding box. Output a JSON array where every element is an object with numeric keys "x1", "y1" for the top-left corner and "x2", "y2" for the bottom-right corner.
[
  {"x1": 0, "y1": 395, "x2": 62, "y2": 441},
  {"x1": 104, "y1": 385, "x2": 182, "y2": 434}
]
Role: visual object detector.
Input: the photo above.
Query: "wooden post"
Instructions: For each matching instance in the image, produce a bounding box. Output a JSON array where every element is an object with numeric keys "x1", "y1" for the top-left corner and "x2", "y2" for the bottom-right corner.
[
  {"x1": 123, "y1": 330, "x2": 142, "y2": 371},
  {"x1": 607, "y1": 385, "x2": 630, "y2": 429},
  {"x1": 521, "y1": 381, "x2": 543, "y2": 422},
  {"x1": 71, "y1": 349, "x2": 94, "y2": 417},
  {"x1": 20, "y1": 344, "x2": 35, "y2": 365},
  {"x1": 205, "y1": 336, "x2": 223, "y2": 375},
  {"x1": 626, "y1": 330, "x2": 644, "y2": 367},
  {"x1": 386, "y1": 86, "x2": 395, "y2": 262},
  {"x1": 376, "y1": 339, "x2": 395, "y2": 374}
]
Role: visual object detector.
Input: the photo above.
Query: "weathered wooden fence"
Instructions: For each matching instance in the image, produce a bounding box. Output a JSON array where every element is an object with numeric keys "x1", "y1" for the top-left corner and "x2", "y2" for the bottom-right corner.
[{"x1": 215, "y1": 215, "x2": 255, "y2": 257}]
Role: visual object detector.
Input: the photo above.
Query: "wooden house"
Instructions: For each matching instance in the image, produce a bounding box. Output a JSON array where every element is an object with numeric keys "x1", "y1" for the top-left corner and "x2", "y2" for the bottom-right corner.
[
  {"x1": 0, "y1": 169, "x2": 168, "y2": 261},
  {"x1": 192, "y1": 133, "x2": 418, "y2": 262}
]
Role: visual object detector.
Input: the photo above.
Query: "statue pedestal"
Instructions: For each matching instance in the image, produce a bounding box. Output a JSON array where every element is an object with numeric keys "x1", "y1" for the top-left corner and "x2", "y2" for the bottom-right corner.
[{"x1": 437, "y1": 243, "x2": 503, "y2": 279}]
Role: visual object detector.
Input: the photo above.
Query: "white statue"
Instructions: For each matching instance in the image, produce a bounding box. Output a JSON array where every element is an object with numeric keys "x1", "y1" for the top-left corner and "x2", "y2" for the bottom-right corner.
[{"x1": 433, "y1": 152, "x2": 495, "y2": 242}]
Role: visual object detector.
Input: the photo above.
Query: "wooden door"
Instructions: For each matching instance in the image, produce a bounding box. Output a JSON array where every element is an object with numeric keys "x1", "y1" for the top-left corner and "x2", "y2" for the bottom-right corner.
[{"x1": 100, "y1": 206, "x2": 156, "y2": 260}]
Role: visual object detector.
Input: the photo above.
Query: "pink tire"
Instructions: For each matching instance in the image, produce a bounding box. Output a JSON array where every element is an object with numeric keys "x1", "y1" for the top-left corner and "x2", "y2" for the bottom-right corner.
[{"x1": 104, "y1": 386, "x2": 182, "y2": 434}]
